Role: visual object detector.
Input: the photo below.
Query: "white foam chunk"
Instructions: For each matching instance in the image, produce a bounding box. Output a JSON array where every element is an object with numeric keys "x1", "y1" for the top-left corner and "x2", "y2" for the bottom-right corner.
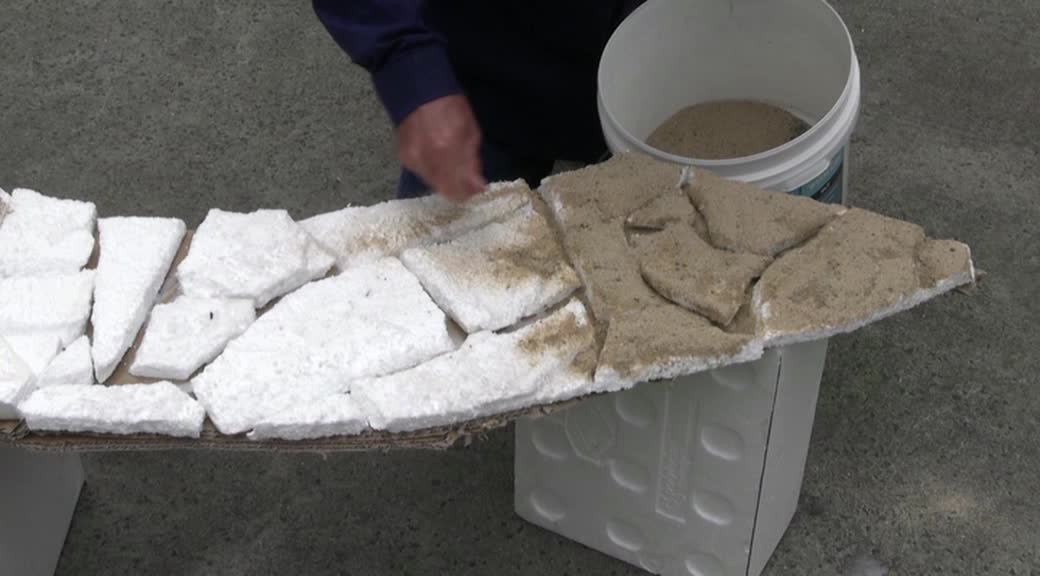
[
  {"x1": 130, "y1": 297, "x2": 256, "y2": 381},
  {"x1": 0, "y1": 337, "x2": 35, "y2": 419},
  {"x1": 177, "y1": 209, "x2": 334, "y2": 308},
  {"x1": 353, "y1": 299, "x2": 593, "y2": 433},
  {"x1": 250, "y1": 395, "x2": 367, "y2": 440},
  {"x1": 0, "y1": 188, "x2": 10, "y2": 226},
  {"x1": 92, "y1": 217, "x2": 186, "y2": 383},
  {"x1": 20, "y1": 382, "x2": 206, "y2": 438},
  {"x1": 192, "y1": 258, "x2": 457, "y2": 435},
  {"x1": 5, "y1": 332, "x2": 61, "y2": 376},
  {"x1": 0, "y1": 188, "x2": 97, "y2": 277},
  {"x1": 37, "y1": 336, "x2": 94, "y2": 388},
  {"x1": 400, "y1": 206, "x2": 580, "y2": 333},
  {"x1": 0, "y1": 271, "x2": 95, "y2": 345},
  {"x1": 301, "y1": 180, "x2": 529, "y2": 271}
]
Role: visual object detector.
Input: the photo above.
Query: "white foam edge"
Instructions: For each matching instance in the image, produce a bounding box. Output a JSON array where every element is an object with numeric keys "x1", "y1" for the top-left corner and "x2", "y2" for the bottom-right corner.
[{"x1": 592, "y1": 338, "x2": 766, "y2": 392}]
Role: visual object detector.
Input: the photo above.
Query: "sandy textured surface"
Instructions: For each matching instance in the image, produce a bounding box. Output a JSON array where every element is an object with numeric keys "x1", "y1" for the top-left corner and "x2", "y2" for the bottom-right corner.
[{"x1": 646, "y1": 100, "x2": 810, "y2": 159}]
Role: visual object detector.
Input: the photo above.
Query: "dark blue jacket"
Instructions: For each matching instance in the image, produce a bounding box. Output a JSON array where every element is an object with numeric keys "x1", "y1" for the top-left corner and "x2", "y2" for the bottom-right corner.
[{"x1": 313, "y1": 0, "x2": 642, "y2": 162}]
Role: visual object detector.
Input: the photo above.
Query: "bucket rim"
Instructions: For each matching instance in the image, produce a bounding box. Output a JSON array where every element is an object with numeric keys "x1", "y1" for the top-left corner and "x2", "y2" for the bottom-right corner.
[{"x1": 598, "y1": 0, "x2": 858, "y2": 168}]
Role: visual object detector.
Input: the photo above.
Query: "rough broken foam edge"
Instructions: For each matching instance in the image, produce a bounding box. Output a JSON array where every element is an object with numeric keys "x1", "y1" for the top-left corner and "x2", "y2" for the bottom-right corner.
[
  {"x1": 5, "y1": 332, "x2": 62, "y2": 376},
  {"x1": 0, "y1": 269, "x2": 97, "y2": 346},
  {"x1": 399, "y1": 204, "x2": 580, "y2": 333},
  {"x1": 20, "y1": 381, "x2": 206, "y2": 438},
  {"x1": 753, "y1": 252, "x2": 976, "y2": 348},
  {"x1": 592, "y1": 337, "x2": 766, "y2": 392},
  {"x1": 0, "y1": 336, "x2": 36, "y2": 419},
  {"x1": 0, "y1": 188, "x2": 98, "y2": 277},
  {"x1": 92, "y1": 217, "x2": 187, "y2": 383},
  {"x1": 0, "y1": 188, "x2": 10, "y2": 225},
  {"x1": 248, "y1": 396, "x2": 368, "y2": 441},
  {"x1": 36, "y1": 335, "x2": 95, "y2": 388}
]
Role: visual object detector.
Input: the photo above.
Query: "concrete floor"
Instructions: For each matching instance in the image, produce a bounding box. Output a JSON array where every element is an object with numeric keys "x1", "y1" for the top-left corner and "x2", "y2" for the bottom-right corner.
[{"x1": 2, "y1": 0, "x2": 1037, "y2": 574}]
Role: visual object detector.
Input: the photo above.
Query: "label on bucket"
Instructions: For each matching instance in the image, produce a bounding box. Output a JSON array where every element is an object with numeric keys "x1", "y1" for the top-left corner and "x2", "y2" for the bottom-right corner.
[{"x1": 789, "y1": 148, "x2": 845, "y2": 204}]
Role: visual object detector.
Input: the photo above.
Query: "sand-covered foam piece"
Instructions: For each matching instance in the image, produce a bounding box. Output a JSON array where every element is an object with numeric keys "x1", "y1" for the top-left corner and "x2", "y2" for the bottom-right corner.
[
  {"x1": 400, "y1": 205, "x2": 580, "y2": 333},
  {"x1": 192, "y1": 258, "x2": 457, "y2": 435},
  {"x1": 92, "y1": 217, "x2": 186, "y2": 383},
  {"x1": 250, "y1": 396, "x2": 368, "y2": 441},
  {"x1": 0, "y1": 337, "x2": 35, "y2": 419},
  {"x1": 353, "y1": 299, "x2": 594, "y2": 433},
  {"x1": 626, "y1": 189, "x2": 708, "y2": 238},
  {"x1": 0, "y1": 270, "x2": 95, "y2": 345},
  {"x1": 37, "y1": 336, "x2": 94, "y2": 388},
  {"x1": 753, "y1": 208, "x2": 975, "y2": 346},
  {"x1": 20, "y1": 382, "x2": 206, "y2": 438},
  {"x1": 301, "y1": 180, "x2": 529, "y2": 272},
  {"x1": 594, "y1": 305, "x2": 763, "y2": 389},
  {"x1": 0, "y1": 188, "x2": 97, "y2": 277},
  {"x1": 687, "y1": 170, "x2": 842, "y2": 257},
  {"x1": 177, "y1": 209, "x2": 334, "y2": 308},
  {"x1": 130, "y1": 297, "x2": 256, "y2": 381},
  {"x1": 638, "y1": 224, "x2": 772, "y2": 325}
]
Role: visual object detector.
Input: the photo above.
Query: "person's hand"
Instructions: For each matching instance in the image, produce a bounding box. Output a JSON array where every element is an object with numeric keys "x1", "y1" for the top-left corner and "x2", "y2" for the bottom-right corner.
[{"x1": 396, "y1": 94, "x2": 486, "y2": 202}]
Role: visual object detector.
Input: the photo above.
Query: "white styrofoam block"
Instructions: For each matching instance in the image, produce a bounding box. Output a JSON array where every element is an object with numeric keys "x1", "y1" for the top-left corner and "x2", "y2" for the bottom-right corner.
[
  {"x1": 0, "y1": 188, "x2": 97, "y2": 277},
  {"x1": 91, "y1": 217, "x2": 186, "y2": 383},
  {"x1": 130, "y1": 297, "x2": 256, "y2": 381},
  {"x1": 0, "y1": 271, "x2": 95, "y2": 346},
  {"x1": 20, "y1": 382, "x2": 206, "y2": 438},
  {"x1": 176, "y1": 209, "x2": 334, "y2": 308},
  {"x1": 400, "y1": 206, "x2": 580, "y2": 333},
  {"x1": 300, "y1": 180, "x2": 529, "y2": 271},
  {"x1": 249, "y1": 395, "x2": 368, "y2": 440},
  {"x1": 515, "y1": 342, "x2": 828, "y2": 576},
  {"x1": 5, "y1": 332, "x2": 62, "y2": 376},
  {"x1": 0, "y1": 337, "x2": 35, "y2": 419},
  {"x1": 530, "y1": 365, "x2": 596, "y2": 407},
  {"x1": 353, "y1": 299, "x2": 592, "y2": 433},
  {"x1": 192, "y1": 258, "x2": 457, "y2": 435},
  {"x1": 36, "y1": 336, "x2": 94, "y2": 388}
]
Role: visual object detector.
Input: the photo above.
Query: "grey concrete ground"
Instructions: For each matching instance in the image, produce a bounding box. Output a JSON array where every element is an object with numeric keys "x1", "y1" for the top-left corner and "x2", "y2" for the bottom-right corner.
[{"x1": 1, "y1": 0, "x2": 1037, "y2": 574}]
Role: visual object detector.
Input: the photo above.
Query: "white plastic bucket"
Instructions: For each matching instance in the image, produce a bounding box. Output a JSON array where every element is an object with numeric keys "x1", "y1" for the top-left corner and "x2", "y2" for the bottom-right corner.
[{"x1": 598, "y1": 0, "x2": 860, "y2": 203}]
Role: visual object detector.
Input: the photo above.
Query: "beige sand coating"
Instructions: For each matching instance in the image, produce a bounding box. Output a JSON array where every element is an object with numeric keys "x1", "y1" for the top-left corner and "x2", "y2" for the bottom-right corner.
[{"x1": 646, "y1": 100, "x2": 810, "y2": 159}]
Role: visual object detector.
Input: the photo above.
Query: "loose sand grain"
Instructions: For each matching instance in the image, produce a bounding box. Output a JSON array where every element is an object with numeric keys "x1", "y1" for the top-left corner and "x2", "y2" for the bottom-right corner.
[{"x1": 647, "y1": 100, "x2": 809, "y2": 160}]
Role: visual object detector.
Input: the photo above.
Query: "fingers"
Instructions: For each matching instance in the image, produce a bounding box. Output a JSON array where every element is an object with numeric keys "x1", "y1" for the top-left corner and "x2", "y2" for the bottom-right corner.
[{"x1": 396, "y1": 95, "x2": 487, "y2": 203}]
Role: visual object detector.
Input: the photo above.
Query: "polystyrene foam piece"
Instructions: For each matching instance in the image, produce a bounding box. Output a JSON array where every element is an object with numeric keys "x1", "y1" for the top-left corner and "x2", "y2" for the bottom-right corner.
[
  {"x1": 353, "y1": 299, "x2": 593, "y2": 433},
  {"x1": 250, "y1": 395, "x2": 368, "y2": 440},
  {"x1": 130, "y1": 297, "x2": 256, "y2": 381},
  {"x1": 0, "y1": 188, "x2": 97, "y2": 277},
  {"x1": 0, "y1": 337, "x2": 35, "y2": 419},
  {"x1": 300, "y1": 180, "x2": 529, "y2": 271},
  {"x1": 0, "y1": 271, "x2": 95, "y2": 346},
  {"x1": 20, "y1": 382, "x2": 206, "y2": 438},
  {"x1": 91, "y1": 217, "x2": 186, "y2": 383},
  {"x1": 176, "y1": 209, "x2": 336, "y2": 308},
  {"x1": 36, "y1": 336, "x2": 94, "y2": 388},
  {"x1": 5, "y1": 332, "x2": 61, "y2": 376},
  {"x1": 400, "y1": 206, "x2": 580, "y2": 333},
  {"x1": 192, "y1": 258, "x2": 457, "y2": 435}
]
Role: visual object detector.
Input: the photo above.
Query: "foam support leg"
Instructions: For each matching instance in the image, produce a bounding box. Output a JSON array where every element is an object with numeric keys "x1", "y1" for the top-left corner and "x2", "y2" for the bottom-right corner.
[
  {"x1": 0, "y1": 445, "x2": 83, "y2": 576},
  {"x1": 515, "y1": 339, "x2": 828, "y2": 576}
]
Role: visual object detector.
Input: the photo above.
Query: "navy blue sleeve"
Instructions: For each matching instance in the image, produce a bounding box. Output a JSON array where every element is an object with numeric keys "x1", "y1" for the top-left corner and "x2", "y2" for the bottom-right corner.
[{"x1": 312, "y1": 0, "x2": 462, "y2": 125}]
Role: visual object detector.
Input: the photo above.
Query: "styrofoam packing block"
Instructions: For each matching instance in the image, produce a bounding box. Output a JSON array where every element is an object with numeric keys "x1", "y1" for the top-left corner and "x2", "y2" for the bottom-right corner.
[
  {"x1": 0, "y1": 270, "x2": 95, "y2": 346},
  {"x1": 0, "y1": 337, "x2": 35, "y2": 419},
  {"x1": 177, "y1": 209, "x2": 333, "y2": 308},
  {"x1": 36, "y1": 336, "x2": 94, "y2": 388},
  {"x1": 0, "y1": 188, "x2": 97, "y2": 277},
  {"x1": 300, "y1": 180, "x2": 530, "y2": 271},
  {"x1": 250, "y1": 395, "x2": 368, "y2": 440},
  {"x1": 92, "y1": 217, "x2": 186, "y2": 383},
  {"x1": 400, "y1": 205, "x2": 580, "y2": 333},
  {"x1": 20, "y1": 381, "x2": 206, "y2": 438},
  {"x1": 130, "y1": 297, "x2": 256, "y2": 381},
  {"x1": 352, "y1": 299, "x2": 593, "y2": 433},
  {"x1": 529, "y1": 365, "x2": 596, "y2": 407},
  {"x1": 192, "y1": 257, "x2": 457, "y2": 435},
  {"x1": 5, "y1": 332, "x2": 62, "y2": 376}
]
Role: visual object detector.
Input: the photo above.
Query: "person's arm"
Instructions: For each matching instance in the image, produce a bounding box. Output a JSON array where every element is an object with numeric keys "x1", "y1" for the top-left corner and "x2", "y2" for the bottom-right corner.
[{"x1": 313, "y1": 0, "x2": 485, "y2": 201}]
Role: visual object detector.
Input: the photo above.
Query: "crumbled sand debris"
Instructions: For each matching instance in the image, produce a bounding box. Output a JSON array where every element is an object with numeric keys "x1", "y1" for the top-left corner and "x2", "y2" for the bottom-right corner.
[
  {"x1": 647, "y1": 100, "x2": 810, "y2": 160},
  {"x1": 638, "y1": 224, "x2": 772, "y2": 325},
  {"x1": 688, "y1": 170, "x2": 842, "y2": 257},
  {"x1": 754, "y1": 208, "x2": 973, "y2": 342}
]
